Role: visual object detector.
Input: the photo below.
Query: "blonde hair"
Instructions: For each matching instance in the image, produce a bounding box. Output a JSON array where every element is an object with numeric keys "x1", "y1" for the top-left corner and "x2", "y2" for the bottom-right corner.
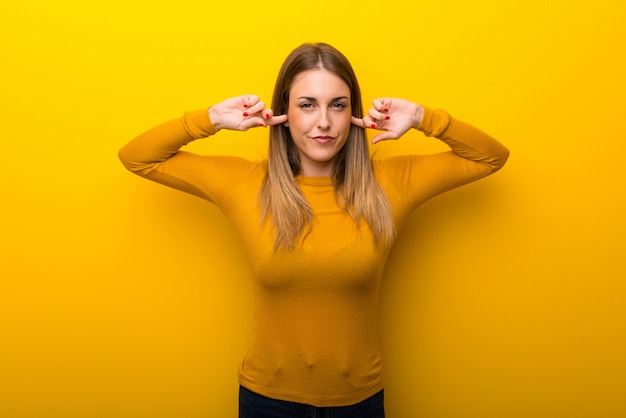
[{"x1": 259, "y1": 43, "x2": 395, "y2": 250}]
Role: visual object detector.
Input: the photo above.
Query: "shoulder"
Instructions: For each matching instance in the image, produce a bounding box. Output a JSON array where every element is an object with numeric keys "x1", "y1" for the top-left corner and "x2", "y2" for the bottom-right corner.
[
  {"x1": 203, "y1": 155, "x2": 266, "y2": 175},
  {"x1": 194, "y1": 156, "x2": 267, "y2": 203},
  {"x1": 202, "y1": 156, "x2": 268, "y2": 187},
  {"x1": 373, "y1": 155, "x2": 424, "y2": 184}
]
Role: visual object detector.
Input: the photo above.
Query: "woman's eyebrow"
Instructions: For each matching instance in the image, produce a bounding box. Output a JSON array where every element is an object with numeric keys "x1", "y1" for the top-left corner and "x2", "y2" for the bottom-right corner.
[{"x1": 296, "y1": 96, "x2": 349, "y2": 102}]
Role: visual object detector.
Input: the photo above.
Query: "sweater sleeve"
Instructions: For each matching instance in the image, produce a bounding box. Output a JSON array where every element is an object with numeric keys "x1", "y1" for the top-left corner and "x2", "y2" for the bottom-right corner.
[
  {"x1": 377, "y1": 106, "x2": 510, "y2": 215},
  {"x1": 417, "y1": 106, "x2": 509, "y2": 174},
  {"x1": 118, "y1": 109, "x2": 255, "y2": 203}
]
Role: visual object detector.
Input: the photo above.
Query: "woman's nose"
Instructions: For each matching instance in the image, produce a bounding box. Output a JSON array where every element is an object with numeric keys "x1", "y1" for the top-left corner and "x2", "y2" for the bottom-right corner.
[{"x1": 317, "y1": 110, "x2": 330, "y2": 129}]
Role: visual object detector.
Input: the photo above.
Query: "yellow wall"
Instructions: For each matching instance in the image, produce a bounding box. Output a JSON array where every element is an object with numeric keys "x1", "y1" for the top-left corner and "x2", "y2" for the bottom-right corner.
[{"x1": 2, "y1": 0, "x2": 624, "y2": 417}]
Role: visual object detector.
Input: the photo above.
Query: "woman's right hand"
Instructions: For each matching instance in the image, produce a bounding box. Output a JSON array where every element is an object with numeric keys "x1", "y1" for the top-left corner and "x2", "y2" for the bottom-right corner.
[{"x1": 208, "y1": 95, "x2": 288, "y2": 131}]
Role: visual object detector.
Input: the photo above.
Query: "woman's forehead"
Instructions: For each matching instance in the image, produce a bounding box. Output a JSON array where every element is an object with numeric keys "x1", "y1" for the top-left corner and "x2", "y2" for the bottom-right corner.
[{"x1": 290, "y1": 69, "x2": 350, "y2": 98}]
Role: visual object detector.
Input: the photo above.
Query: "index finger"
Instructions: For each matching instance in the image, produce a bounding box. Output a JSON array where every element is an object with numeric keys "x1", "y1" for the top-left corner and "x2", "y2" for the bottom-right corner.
[
  {"x1": 372, "y1": 98, "x2": 391, "y2": 113},
  {"x1": 351, "y1": 116, "x2": 377, "y2": 129},
  {"x1": 268, "y1": 114, "x2": 288, "y2": 125}
]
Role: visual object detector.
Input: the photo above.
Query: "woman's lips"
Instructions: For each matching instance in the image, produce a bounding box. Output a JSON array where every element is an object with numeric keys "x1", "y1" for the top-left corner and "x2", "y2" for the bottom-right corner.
[{"x1": 312, "y1": 135, "x2": 334, "y2": 144}]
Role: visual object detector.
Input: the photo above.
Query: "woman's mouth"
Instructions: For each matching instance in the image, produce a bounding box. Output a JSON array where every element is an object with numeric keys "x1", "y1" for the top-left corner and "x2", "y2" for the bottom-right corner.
[{"x1": 312, "y1": 135, "x2": 334, "y2": 144}]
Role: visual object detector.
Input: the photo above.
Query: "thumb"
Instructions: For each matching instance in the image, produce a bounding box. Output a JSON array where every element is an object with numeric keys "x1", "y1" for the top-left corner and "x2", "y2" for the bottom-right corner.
[
  {"x1": 371, "y1": 131, "x2": 399, "y2": 144},
  {"x1": 240, "y1": 116, "x2": 267, "y2": 130}
]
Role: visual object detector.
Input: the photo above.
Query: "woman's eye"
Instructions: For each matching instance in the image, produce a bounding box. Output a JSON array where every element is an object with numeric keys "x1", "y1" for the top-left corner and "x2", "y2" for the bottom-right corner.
[
  {"x1": 299, "y1": 103, "x2": 314, "y2": 109},
  {"x1": 332, "y1": 102, "x2": 347, "y2": 109}
]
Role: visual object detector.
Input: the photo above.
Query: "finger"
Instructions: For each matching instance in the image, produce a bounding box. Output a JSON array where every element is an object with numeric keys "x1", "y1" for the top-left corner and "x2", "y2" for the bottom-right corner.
[
  {"x1": 351, "y1": 116, "x2": 364, "y2": 127},
  {"x1": 268, "y1": 114, "x2": 288, "y2": 125},
  {"x1": 263, "y1": 108, "x2": 274, "y2": 120},
  {"x1": 368, "y1": 107, "x2": 389, "y2": 121},
  {"x1": 365, "y1": 115, "x2": 378, "y2": 129},
  {"x1": 240, "y1": 116, "x2": 267, "y2": 130},
  {"x1": 353, "y1": 115, "x2": 377, "y2": 129},
  {"x1": 241, "y1": 95, "x2": 260, "y2": 109},
  {"x1": 246, "y1": 100, "x2": 266, "y2": 115},
  {"x1": 371, "y1": 131, "x2": 400, "y2": 144},
  {"x1": 372, "y1": 98, "x2": 390, "y2": 113}
]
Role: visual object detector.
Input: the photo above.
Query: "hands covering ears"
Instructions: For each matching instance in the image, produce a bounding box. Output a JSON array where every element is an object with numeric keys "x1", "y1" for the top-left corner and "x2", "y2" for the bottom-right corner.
[
  {"x1": 352, "y1": 98, "x2": 425, "y2": 143},
  {"x1": 209, "y1": 95, "x2": 424, "y2": 144},
  {"x1": 208, "y1": 95, "x2": 287, "y2": 131}
]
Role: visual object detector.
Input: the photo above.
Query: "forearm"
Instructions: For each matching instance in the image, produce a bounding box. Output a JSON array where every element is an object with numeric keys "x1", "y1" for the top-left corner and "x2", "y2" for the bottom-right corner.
[
  {"x1": 118, "y1": 109, "x2": 217, "y2": 176},
  {"x1": 416, "y1": 107, "x2": 510, "y2": 173}
]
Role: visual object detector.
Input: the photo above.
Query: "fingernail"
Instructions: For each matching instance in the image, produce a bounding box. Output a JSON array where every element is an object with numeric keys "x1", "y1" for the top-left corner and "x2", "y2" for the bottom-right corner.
[
  {"x1": 243, "y1": 112, "x2": 249, "y2": 117},
  {"x1": 265, "y1": 113, "x2": 270, "y2": 119},
  {"x1": 243, "y1": 104, "x2": 248, "y2": 108},
  {"x1": 385, "y1": 116, "x2": 390, "y2": 120},
  {"x1": 371, "y1": 123, "x2": 377, "y2": 129},
  {"x1": 384, "y1": 108, "x2": 389, "y2": 112}
]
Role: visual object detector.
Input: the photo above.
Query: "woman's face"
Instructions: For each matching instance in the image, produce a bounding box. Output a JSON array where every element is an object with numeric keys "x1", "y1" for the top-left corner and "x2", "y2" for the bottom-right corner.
[{"x1": 286, "y1": 68, "x2": 352, "y2": 177}]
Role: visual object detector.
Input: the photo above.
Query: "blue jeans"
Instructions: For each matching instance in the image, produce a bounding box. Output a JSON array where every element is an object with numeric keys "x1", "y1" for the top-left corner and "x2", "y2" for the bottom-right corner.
[{"x1": 239, "y1": 386, "x2": 385, "y2": 418}]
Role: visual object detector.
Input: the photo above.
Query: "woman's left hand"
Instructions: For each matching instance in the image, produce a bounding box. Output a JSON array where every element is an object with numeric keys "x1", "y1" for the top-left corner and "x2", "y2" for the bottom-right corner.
[{"x1": 352, "y1": 98, "x2": 424, "y2": 144}]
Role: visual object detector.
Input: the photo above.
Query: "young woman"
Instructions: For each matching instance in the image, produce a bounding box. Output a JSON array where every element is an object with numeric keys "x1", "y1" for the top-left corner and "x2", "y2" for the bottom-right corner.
[{"x1": 119, "y1": 42, "x2": 509, "y2": 417}]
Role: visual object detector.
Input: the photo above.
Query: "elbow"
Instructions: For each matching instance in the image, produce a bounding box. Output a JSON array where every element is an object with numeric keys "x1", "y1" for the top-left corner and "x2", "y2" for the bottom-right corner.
[
  {"x1": 117, "y1": 144, "x2": 148, "y2": 175},
  {"x1": 483, "y1": 144, "x2": 510, "y2": 175},
  {"x1": 118, "y1": 145, "x2": 135, "y2": 172},
  {"x1": 494, "y1": 146, "x2": 511, "y2": 171},
  {"x1": 491, "y1": 145, "x2": 510, "y2": 173},
  {"x1": 499, "y1": 145, "x2": 511, "y2": 169}
]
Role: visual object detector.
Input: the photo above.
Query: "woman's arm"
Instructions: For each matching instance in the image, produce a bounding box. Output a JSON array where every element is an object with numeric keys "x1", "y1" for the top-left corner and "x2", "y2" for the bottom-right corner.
[
  {"x1": 118, "y1": 109, "x2": 220, "y2": 199},
  {"x1": 356, "y1": 98, "x2": 509, "y2": 202},
  {"x1": 118, "y1": 95, "x2": 287, "y2": 199},
  {"x1": 415, "y1": 105, "x2": 510, "y2": 177}
]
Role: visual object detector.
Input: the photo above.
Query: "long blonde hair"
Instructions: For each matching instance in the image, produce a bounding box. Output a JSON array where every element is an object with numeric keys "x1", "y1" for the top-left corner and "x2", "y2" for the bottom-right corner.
[{"x1": 259, "y1": 43, "x2": 395, "y2": 250}]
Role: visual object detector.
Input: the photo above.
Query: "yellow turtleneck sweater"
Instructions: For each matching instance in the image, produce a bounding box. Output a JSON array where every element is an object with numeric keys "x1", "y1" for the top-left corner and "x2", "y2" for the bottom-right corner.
[{"x1": 118, "y1": 106, "x2": 509, "y2": 407}]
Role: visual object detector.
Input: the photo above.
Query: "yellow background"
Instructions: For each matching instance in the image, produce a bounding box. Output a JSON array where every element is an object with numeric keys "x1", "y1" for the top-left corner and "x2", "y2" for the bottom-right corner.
[{"x1": 2, "y1": 0, "x2": 625, "y2": 417}]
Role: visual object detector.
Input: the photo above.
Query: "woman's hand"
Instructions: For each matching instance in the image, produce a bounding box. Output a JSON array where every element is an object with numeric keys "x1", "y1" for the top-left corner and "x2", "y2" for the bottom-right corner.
[
  {"x1": 352, "y1": 98, "x2": 424, "y2": 143},
  {"x1": 208, "y1": 95, "x2": 288, "y2": 131}
]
